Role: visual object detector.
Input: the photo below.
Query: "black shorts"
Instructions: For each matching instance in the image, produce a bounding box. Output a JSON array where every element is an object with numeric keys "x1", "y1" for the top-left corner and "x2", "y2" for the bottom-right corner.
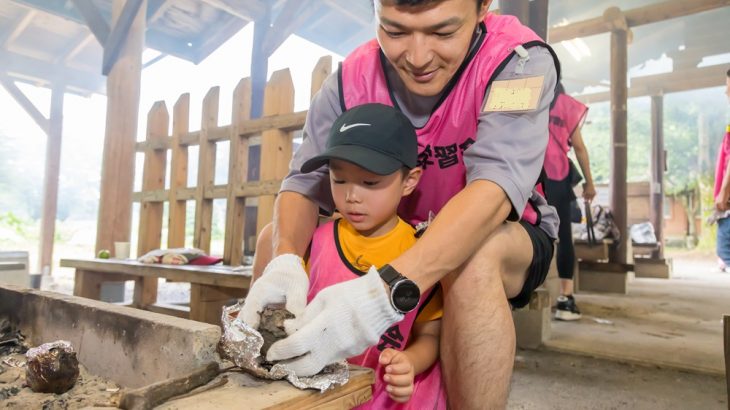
[{"x1": 508, "y1": 221, "x2": 555, "y2": 309}]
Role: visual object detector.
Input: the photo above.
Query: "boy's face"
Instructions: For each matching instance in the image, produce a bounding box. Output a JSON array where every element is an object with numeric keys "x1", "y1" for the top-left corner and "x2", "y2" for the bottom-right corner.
[{"x1": 329, "y1": 159, "x2": 420, "y2": 237}]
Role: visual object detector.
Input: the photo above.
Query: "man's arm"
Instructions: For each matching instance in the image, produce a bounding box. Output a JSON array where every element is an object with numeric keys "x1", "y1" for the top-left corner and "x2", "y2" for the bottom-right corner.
[
  {"x1": 716, "y1": 158, "x2": 730, "y2": 211},
  {"x1": 571, "y1": 127, "x2": 596, "y2": 201},
  {"x1": 391, "y1": 46, "x2": 557, "y2": 291}
]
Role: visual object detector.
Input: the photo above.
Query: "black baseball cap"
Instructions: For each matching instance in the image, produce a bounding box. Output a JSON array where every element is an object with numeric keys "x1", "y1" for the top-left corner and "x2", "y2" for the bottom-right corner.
[{"x1": 300, "y1": 103, "x2": 418, "y2": 175}]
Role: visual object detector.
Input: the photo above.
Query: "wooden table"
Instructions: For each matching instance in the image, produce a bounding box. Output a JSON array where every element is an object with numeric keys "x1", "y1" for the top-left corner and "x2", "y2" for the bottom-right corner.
[{"x1": 60, "y1": 258, "x2": 251, "y2": 325}]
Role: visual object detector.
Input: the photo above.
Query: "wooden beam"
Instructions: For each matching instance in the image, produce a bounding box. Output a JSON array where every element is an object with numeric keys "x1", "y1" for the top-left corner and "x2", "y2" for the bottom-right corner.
[
  {"x1": 650, "y1": 95, "x2": 665, "y2": 258},
  {"x1": 0, "y1": 75, "x2": 49, "y2": 133},
  {"x1": 500, "y1": 0, "x2": 530, "y2": 25},
  {"x1": 147, "y1": 0, "x2": 173, "y2": 23},
  {"x1": 528, "y1": 0, "x2": 549, "y2": 40},
  {"x1": 103, "y1": 0, "x2": 145, "y2": 75},
  {"x1": 250, "y1": 4, "x2": 272, "y2": 119},
  {"x1": 38, "y1": 86, "x2": 65, "y2": 276},
  {"x1": 575, "y1": 64, "x2": 728, "y2": 103},
  {"x1": 199, "y1": 0, "x2": 264, "y2": 21},
  {"x1": 262, "y1": 0, "x2": 317, "y2": 56},
  {"x1": 0, "y1": 48, "x2": 105, "y2": 95},
  {"x1": 608, "y1": 27, "x2": 629, "y2": 265},
  {"x1": 58, "y1": 33, "x2": 94, "y2": 64},
  {"x1": 95, "y1": 0, "x2": 145, "y2": 254},
  {"x1": 70, "y1": 0, "x2": 111, "y2": 45},
  {"x1": 2, "y1": 9, "x2": 37, "y2": 47},
  {"x1": 549, "y1": 0, "x2": 730, "y2": 42}
]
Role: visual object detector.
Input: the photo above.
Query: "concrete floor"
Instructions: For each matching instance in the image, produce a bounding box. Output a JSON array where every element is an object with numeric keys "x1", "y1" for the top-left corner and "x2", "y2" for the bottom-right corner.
[{"x1": 546, "y1": 252, "x2": 730, "y2": 375}]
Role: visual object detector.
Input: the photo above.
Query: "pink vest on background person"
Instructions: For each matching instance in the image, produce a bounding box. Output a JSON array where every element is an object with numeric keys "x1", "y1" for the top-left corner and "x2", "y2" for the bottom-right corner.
[
  {"x1": 714, "y1": 125, "x2": 730, "y2": 200},
  {"x1": 544, "y1": 93, "x2": 589, "y2": 181},
  {"x1": 307, "y1": 221, "x2": 447, "y2": 410},
  {"x1": 340, "y1": 13, "x2": 551, "y2": 226}
]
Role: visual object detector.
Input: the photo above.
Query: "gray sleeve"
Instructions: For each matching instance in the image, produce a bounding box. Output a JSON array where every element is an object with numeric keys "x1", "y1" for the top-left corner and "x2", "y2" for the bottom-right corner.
[
  {"x1": 279, "y1": 71, "x2": 343, "y2": 214},
  {"x1": 464, "y1": 46, "x2": 557, "y2": 219}
]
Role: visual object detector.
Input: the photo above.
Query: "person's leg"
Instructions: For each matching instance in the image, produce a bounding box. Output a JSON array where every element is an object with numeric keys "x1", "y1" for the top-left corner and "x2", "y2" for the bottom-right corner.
[
  {"x1": 716, "y1": 218, "x2": 730, "y2": 269},
  {"x1": 546, "y1": 179, "x2": 581, "y2": 319},
  {"x1": 440, "y1": 222, "x2": 534, "y2": 409}
]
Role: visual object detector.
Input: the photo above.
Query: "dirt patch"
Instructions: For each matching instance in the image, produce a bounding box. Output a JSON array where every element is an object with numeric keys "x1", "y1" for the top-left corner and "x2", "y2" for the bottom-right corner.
[{"x1": 0, "y1": 352, "x2": 121, "y2": 409}]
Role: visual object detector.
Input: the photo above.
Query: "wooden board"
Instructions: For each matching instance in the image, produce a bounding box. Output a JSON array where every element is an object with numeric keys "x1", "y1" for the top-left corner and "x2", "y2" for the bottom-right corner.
[
  {"x1": 158, "y1": 366, "x2": 374, "y2": 410},
  {"x1": 61, "y1": 258, "x2": 251, "y2": 289}
]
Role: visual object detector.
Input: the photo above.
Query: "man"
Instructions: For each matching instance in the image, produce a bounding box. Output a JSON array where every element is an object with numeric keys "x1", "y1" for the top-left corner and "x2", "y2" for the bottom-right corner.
[
  {"x1": 241, "y1": 1, "x2": 559, "y2": 407},
  {"x1": 712, "y1": 68, "x2": 730, "y2": 269}
]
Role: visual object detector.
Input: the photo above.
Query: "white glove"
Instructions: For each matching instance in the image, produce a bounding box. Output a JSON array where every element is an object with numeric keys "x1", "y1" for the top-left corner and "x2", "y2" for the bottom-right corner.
[
  {"x1": 266, "y1": 266, "x2": 403, "y2": 376},
  {"x1": 237, "y1": 254, "x2": 309, "y2": 329}
]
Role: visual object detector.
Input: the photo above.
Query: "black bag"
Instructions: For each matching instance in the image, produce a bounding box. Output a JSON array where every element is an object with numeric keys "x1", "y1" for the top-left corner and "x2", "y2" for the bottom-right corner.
[
  {"x1": 570, "y1": 199, "x2": 582, "y2": 223},
  {"x1": 568, "y1": 159, "x2": 583, "y2": 188}
]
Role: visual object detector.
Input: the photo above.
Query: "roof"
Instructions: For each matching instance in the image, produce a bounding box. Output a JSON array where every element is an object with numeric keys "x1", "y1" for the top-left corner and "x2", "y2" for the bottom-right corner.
[{"x1": 0, "y1": 0, "x2": 728, "y2": 98}]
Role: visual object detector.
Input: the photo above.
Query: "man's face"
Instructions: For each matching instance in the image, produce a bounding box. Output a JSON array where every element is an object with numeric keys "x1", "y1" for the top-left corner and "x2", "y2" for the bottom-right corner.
[
  {"x1": 375, "y1": 0, "x2": 489, "y2": 97},
  {"x1": 725, "y1": 76, "x2": 730, "y2": 104}
]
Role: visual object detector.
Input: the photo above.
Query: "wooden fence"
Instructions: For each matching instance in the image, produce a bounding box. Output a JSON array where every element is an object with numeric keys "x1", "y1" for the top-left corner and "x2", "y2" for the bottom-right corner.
[{"x1": 132, "y1": 56, "x2": 333, "y2": 266}]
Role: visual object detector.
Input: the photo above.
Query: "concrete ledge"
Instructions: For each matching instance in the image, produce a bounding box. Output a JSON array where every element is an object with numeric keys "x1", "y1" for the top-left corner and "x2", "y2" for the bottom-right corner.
[
  {"x1": 513, "y1": 288, "x2": 551, "y2": 349},
  {"x1": 0, "y1": 284, "x2": 221, "y2": 388},
  {"x1": 577, "y1": 262, "x2": 631, "y2": 294},
  {"x1": 634, "y1": 258, "x2": 672, "y2": 279}
]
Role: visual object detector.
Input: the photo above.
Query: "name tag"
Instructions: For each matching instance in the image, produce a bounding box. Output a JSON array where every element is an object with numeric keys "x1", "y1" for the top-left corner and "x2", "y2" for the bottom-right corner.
[{"x1": 483, "y1": 75, "x2": 545, "y2": 112}]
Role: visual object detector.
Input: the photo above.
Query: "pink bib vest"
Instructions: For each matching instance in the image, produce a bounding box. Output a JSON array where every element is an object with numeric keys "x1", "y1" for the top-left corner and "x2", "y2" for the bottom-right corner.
[
  {"x1": 307, "y1": 220, "x2": 447, "y2": 410},
  {"x1": 340, "y1": 14, "x2": 553, "y2": 226},
  {"x1": 544, "y1": 93, "x2": 588, "y2": 180},
  {"x1": 714, "y1": 125, "x2": 730, "y2": 200}
]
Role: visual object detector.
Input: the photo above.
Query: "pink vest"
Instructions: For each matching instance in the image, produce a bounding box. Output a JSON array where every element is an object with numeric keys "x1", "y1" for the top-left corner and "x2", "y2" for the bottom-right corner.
[
  {"x1": 307, "y1": 221, "x2": 447, "y2": 410},
  {"x1": 714, "y1": 125, "x2": 730, "y2": 200},
  {"x1": 340, "y1": 14, "x2": 551, "y2": 226},
  {"x1": 545, "y1": 93, "x2": 588, "y2": 180}
]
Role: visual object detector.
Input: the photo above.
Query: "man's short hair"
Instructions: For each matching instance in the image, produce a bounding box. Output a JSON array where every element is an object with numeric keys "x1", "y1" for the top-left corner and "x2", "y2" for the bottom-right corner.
[
  {"x1": 726, "y1": 67, "x2": 730, "y2": 78},
  {"x1": 378, "y1": 0, "x2": 484, "y2": 11}
]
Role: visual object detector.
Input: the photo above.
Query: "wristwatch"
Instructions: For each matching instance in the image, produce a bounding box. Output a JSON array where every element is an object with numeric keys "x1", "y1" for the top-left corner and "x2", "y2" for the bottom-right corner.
[{"x1": 378, "y1": 264, "x2": 420, "y2": 314}]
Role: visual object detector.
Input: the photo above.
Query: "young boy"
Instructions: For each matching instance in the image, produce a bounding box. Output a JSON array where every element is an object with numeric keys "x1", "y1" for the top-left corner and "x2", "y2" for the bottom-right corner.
[{"x1": 298, "y1": 103, "x2": 446, "y2": 408}]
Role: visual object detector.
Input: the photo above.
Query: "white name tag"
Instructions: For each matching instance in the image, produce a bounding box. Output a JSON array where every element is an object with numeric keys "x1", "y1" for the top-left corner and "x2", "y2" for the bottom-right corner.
[{"x1": 483, "y1": 75, "x2": 545, "y2": 112}]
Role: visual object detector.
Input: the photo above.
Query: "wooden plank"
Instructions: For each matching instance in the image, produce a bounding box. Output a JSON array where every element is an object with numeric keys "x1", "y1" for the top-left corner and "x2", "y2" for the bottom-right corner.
[
  {"x1": 70, "y1": 0, "x2": 110, "y2": 45},
  {"x1": 548, "y1": 0, "x2": 730, "y2": 43},
  {"x1": 135, "y1": 100, "x2": 169, "y2": 306},
  {"x1": 61, "y1": 258, "x2": 252, "y2": 289},
  {"x1": 224, "y1": 78, "x2": 252, "y2": 266},
  {"x1": 193, "y1": 87, "x2": 219, "y2": 253},
  {"x1": 264, "y1": 367, "x2": 374, "y2": 409},
  {"x1": 310, "y1": 56, "x2": 332, "y2": 99},
  {"x1": 147, "y1": 302, "x2": 189, "y2": 319},
  {"x1": 168, "y1": 93, "x2": 190, "y2": 248},
  {"x1": 261, "y1": 0, "x2": 317, "y2": 56},
  {"x1": 256, "y1": 69, "x2": 295, "y2": 236},
  {"x1": 2, "y1": 9, "x2": 36, "y2": 47},
  {"x1": 102, "y1": 0, "x2": 145, "y2": 75}
]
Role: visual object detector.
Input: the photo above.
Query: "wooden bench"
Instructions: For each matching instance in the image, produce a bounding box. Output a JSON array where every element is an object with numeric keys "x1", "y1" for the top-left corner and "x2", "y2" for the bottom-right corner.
[
  {"x1": 574, "y1": 239, "x2": 613, "y2": 262},
  {"x1": 61, "y1": 258, "x2": 250, "y2": 325}
]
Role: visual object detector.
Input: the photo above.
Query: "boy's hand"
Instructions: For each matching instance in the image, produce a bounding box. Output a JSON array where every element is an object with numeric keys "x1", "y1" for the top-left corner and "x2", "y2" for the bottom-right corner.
[{"x1": 379, "y1": 348, "x2": 415, "y2": 403}]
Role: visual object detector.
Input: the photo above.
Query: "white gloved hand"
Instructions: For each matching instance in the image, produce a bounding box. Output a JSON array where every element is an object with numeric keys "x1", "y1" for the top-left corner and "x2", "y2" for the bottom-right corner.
[
  {"x1": 266, "y1": 266, "x2": 403, "y2": 376},
  {"x1": 237, "y1": 254, "x2": 309, "y2": 329}
]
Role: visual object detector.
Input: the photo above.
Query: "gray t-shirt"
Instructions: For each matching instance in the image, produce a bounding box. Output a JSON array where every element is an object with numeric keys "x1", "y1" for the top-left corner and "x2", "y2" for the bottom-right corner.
[{"x1": 280, "y1": 45, "x2": 559, "y2": 239}]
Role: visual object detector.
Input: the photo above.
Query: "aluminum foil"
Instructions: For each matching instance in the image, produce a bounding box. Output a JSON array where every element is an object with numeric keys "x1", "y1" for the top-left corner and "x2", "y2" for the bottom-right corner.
[
  {"x1": 219, "y1": 301, "x2": 349, "y2": 392},
  {"x1": 25, "y1": 340, "x2": 74, "y2": 359}
]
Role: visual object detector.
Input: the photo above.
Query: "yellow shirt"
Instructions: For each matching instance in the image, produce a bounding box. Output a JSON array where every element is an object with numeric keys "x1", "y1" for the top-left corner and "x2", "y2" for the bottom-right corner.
[{"x1": 308, "y1": 217, "x2": 443, "y2": 322}]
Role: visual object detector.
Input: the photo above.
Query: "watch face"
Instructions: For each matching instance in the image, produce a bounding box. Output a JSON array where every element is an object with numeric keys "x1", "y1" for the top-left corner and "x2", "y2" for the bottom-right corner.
[{"x1": 392, "y1": 280, "x2": 420, "y2": 313}]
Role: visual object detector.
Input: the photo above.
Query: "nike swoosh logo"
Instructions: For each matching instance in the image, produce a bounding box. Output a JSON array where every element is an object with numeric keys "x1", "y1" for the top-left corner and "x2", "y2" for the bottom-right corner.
[{"x1": 340, "y1": 123, "x2": 371, "y2": 132}]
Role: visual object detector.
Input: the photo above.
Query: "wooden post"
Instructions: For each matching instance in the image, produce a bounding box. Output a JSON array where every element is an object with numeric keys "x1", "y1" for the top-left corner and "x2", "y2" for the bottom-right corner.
[
  {"x1": 650, "y1": 95, "x2": 665, "y2": 258},
  {"x1": 193, "y1": 87, "x2": 219, "y2": 253},
  {"x1": 250, "y1": 6, "x2": 271, "y2": 119},
  {"x1": 529, "y1": 0, "x2": 549, "y2": 40},
  {"x1": 95, "y1": 0, "x2": 145, "y2": 253},
  {"x1": 167, "y1": 94, "x2": 190, "y2": 248},
  {"x1": 224, "y1": 79, "x2": 252, "y2": 266},
  {"x1": 311, "y1": 56, "x2": 332, "y2": 99},
  {"x1": 38, "y1": 85, "x2": 64, "y2": 276},
  {"x1": 606, "y1": 7, "x2": 629, "y2": 264},
  {"x1": 256, "y1": 70, "x2": 295, "y2": 235},
  {"x1": 500, "y1": 0, "x2": 530, "y2": 25},
  {"x1": 133, "y1": 101, "x2": 168, "y2": 307}
]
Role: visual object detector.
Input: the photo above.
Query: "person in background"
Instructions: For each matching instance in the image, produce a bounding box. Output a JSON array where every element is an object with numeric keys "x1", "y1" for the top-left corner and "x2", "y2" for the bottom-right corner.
[
  {"x1": 240, "y1": 1, "x2": 559, "y2": 406},
  {"x1": 712, "y1": 68, "x2": 730, "y2": 271},
  {"x1": 543, "y1": 81, "x2": 595, "y2": 320}
]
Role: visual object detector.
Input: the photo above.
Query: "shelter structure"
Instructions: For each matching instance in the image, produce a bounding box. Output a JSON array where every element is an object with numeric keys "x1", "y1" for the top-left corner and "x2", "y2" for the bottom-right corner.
[{"x1": 0, "y1": 0, "x2": 729, "y2": 278}]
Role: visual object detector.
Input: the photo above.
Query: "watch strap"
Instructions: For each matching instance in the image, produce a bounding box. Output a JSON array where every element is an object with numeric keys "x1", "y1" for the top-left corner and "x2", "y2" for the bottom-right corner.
[{"x1": 378, "y1": 264, "x2": 402, "y2": 287}]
